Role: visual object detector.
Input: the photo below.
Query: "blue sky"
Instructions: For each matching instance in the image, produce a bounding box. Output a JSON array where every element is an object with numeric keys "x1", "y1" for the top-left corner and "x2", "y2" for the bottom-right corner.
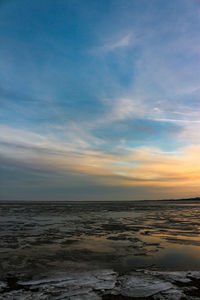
[{"x1": 0, "y1": 0, "x2": 200, "y2": 200}]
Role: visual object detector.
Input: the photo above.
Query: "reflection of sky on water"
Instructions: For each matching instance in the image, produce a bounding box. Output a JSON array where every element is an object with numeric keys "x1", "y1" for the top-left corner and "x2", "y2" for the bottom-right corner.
[
  {"x1": 125, "y1": 245, "x2": 200, "y2": 271},
  {"x1": 1, "y1": 200, "x2": 200, "y2": 276}
]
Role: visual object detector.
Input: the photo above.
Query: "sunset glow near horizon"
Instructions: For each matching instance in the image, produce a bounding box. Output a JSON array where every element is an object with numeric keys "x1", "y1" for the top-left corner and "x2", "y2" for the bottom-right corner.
[{"x1": 0, "y1": 0, "x2": 200, "y2": 201}]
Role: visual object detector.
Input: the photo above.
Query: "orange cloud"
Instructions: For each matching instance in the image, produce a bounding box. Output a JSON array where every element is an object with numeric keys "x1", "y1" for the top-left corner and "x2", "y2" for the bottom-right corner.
[{"x1": 1, "y1": 126, "x2": 200, "y2": 195}]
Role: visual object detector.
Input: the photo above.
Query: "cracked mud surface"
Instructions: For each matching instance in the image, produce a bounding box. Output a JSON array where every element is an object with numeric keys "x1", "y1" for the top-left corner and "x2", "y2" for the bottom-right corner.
[
  {"x1": 1, "y1": 269, "x2": 200, "y2": 299},
  {"x1": 1, "y1": 200, "x2": 200, "y2": 298}
]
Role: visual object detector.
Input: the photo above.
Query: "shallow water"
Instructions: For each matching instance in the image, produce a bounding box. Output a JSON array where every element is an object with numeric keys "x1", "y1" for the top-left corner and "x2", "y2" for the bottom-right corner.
[{"x1": 1, "y1": 200, "x2": 200, "y2": 279}]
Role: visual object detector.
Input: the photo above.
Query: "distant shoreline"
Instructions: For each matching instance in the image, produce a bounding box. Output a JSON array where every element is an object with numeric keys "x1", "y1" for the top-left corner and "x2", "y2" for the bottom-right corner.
[{"x1": 0, "y1": 197, "x2": 200, "y2": 204}]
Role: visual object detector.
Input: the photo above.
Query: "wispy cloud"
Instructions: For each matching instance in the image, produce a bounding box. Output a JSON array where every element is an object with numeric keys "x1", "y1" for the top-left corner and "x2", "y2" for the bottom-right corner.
[
  {"x1": 1, "y1": 125, "x2": 200, "y2": 192},
  {"x1": 97, "y1": 33, "x2": 132, "y2": 52},
  {"x1": 0, "y1": 0, "x2": 200, "y2": 200},
  {"x1": 101, "y1": 97, "x2": 145, "y2": 123}
]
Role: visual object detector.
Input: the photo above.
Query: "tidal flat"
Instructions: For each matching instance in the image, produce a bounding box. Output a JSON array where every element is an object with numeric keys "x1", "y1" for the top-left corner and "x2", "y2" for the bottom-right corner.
[{"x1": 1, "y1": 200, "x2": 200, "y2": 299}]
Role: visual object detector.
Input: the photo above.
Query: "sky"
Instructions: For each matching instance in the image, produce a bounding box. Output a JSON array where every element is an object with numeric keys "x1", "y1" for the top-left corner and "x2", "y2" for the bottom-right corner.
[{"x1": 0, "y1": 0, "x2": 200, "y2": 201}]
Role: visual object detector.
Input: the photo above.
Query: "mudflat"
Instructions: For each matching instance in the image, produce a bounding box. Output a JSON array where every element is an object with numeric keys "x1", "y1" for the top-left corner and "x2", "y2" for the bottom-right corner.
[{"x1": 1, "y1": 200, "x2": 200, "y2": 299}]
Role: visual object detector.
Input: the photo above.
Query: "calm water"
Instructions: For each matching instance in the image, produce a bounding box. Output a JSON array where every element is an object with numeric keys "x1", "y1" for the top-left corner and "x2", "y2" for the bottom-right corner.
[{"x1": 1, "y1": 200, "x2": 200, "y2": 279}]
